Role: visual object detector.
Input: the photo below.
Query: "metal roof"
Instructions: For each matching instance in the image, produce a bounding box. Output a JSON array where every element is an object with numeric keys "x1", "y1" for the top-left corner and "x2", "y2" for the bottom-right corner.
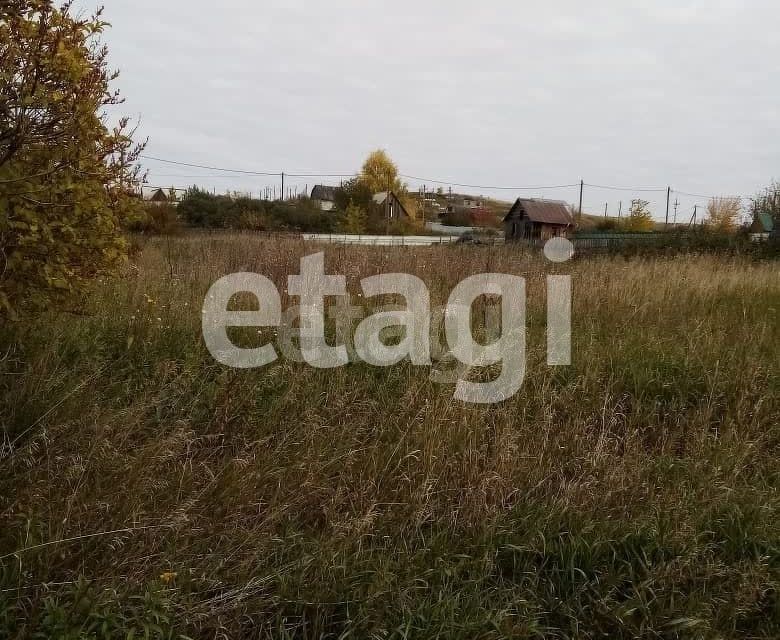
[
  {"x1": 757, "y1": 212, "x2": 775, "y2": 233},
  {"x1": 311, "y1": 185, "x2": 337, "y2": 201},
  {"x1": 503, "y1": 198, "x2": 574, "y2": 226}
]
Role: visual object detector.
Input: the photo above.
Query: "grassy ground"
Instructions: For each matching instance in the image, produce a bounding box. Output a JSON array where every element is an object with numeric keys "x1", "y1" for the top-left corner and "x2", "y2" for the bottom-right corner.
[{"x1": 1, "y1": 235, "x2": 778, "y2": 639}]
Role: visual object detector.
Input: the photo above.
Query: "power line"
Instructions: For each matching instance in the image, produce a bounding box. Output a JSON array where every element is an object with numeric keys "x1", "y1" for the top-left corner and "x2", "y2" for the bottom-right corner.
[
  {"x1": 140, "y1": 155, "x2": 579, "y2": 191},
  {"x1": 585, "y1": 182, "x2": 667, "y2": 193},
  {"x1": 141, "y1": 155, "x2": 356, "y2": 179},
  {"x1": 144, "y1": 174, "x2": 258, "y2": 178},
  {"x1": 287, "y1": 172, "x2": 356, "y2": 178},
  {"x1": 140, "y1": 155, "x2": 281, "y2": 176},
  {"x1": 672, "y1": 189, "x2": 749, "y2": 200},
  {"x1": 400, "y1": 174, "x2": 580, "y2": 191},
  {"x1": 139, "y1": 154, "x2": 757, "y2": 200}
]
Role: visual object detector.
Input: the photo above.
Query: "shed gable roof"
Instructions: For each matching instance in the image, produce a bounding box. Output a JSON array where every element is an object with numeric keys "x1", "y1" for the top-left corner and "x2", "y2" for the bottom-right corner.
[
  {"x1": 311, "y1": 185, "x2": 337, "y2": 201},
  {"x1": 373, "y1": 191, "x2": 410, "y2": 218},
  {"x1": 503, "y1": 198, "x2": 574, "y2": 226},
  {"x1": 147, "y1": 188, "x2": 168, "y2": 202},
  {"x1": 757, "y1": 212, "x2": 775, "y2": 233}
]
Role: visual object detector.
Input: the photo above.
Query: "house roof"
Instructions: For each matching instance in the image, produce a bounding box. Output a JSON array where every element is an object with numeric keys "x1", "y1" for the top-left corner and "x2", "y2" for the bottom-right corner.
[
  {"x1": 373, "y1": 191, "x2": 410, "y2": 217},
  {"x1": 311, "y1": 185, "x2": 337, "y2": 201},
  {"x1": 753, "y1": 212, "x2": 775, "y2": 233},
  {"x1": 503, "y1": 198, "x2": 574, "y2": 226},
  {"x1": 146, "y1": 188, "x2": 168, "y2": 202}
]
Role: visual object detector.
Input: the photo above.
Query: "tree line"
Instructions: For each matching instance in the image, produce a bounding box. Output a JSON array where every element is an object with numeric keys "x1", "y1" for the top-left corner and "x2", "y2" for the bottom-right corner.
[{"x1": 130, "y1": 150, "x2": 421, "y2": 235}]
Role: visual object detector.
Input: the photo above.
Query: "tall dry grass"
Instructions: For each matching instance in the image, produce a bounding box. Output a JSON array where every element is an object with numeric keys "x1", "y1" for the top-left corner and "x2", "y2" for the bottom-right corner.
[{"x1": 1, "y1": 234, "x2": 778, "y2": 639}]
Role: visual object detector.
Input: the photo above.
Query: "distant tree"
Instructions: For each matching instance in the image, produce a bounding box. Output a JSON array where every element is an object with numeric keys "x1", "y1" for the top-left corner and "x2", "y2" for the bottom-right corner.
[
  {"x1": 623, "y1": 200, "x2": 654, "y2": 232},
  {"x1": 359, "y1": 149, "x2": 404, "y2": 194},
  {"x1": 333, "y1": 152, "x2": 418, "y2": 224},
  {"x1": 178, "y1": 187, "x2": 228, "y2": 227},
  {"x1": 750, "y1": 181, "x2": 780, "y2": 220},
  {"x1": 360, "y1": 150, "x2": 420, "y2": 221},
  {"x1": 341, "y1": 203, "x2": 367, "y2": 234},
  {"x1": 436, "y1": 186, "x2": 444, "y2": 196},
  {"x1": 1, "y1": 1, "x2": 145, "y2": 315},
  {"x1": 333, "y1": 177, "x2": 373, "y2": 212},
  {"x1": 706, "y1": 197, "x2": 741, "y2": 232}
]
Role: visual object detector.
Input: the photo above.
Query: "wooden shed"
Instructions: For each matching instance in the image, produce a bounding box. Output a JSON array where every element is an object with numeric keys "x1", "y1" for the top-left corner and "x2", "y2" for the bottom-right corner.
[
  {"x1": 373, "y1": 191, "x2": 410, "y2": 219},
  {"x1": 311, "y1": 185, "x2": 338, "y2": 211},
  {"x1": 503, "y1": 198, "x2": 575, "y2": 241}
]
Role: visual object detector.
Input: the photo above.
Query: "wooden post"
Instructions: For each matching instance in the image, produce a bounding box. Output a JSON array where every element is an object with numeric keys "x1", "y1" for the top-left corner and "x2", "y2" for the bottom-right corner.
[
  {"x1": 578, "y1": 180, "x2": 584, "y2": 219},
  {"x1": 665, "y1": 187, "x2": 671, "y2": 227}
]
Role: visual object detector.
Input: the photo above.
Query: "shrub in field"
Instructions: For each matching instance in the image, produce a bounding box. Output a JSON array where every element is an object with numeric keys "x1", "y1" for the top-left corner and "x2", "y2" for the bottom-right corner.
[
  {"x1": 126, "y1": 203, "x2": 184, "y2": 235},
  {"x1": 623, "y1": 199, "x2": 655, "y2": 232},
  {"x1": 0, "y1": 1, "x2": 145, "y2": 316},
  {"x1": 177, "y1": 188, "x2": 336, "y2": 232},
  {"x1": 341, "y1": 202, "x2": 368, "y2": 234},
  {"x1": 706, "y1": 197, "x2": 742, "y2": 232}
]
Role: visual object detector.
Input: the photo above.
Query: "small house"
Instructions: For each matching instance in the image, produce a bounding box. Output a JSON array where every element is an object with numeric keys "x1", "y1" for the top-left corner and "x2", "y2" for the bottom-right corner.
[
  {"x1": 373, "y1": 191, "x2": 410, "y2": 219},
  {"x1": 311, "y1": 185, "x2": 338, "y2": 211},
  {"x1": 750, "y1": 212, "x2": 775, "y2": 242},
  {"x1": 503, "y1": 198, "x2": 575, "y2": 241},
  {"x1": 144, "y1": 188, "x2": 173, "y2": 206}
]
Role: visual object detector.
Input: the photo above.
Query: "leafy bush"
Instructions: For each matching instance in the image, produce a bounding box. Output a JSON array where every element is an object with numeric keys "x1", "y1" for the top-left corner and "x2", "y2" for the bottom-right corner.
[
  {"x1": 126, "y1": 203, "x2": 183, "y2": 235},
  {"x1": 176, "y1": 188, "x2": 337, "y2": 232},
  {"x1": 0, "y1": 2, "x2": 145, "y2": 316}
]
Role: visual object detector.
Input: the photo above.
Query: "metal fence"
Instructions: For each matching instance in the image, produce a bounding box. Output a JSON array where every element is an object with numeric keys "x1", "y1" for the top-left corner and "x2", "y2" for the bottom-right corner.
[{"x1": 301, "y1": 234, "x2": 462, "y2": 246}]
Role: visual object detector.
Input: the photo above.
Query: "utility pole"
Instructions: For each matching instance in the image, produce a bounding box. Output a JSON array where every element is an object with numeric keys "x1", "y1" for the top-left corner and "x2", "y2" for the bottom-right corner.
[
  {"x1": 280, "y1": 172, "x2": 285, "y2": 201},
  {"x1": 604, "y1": 202, "x2": 608, "y2": 217},
  {"x1": 673, "y1": 198, "x2": 679, "y2": 225},
  {"x1": 618, "y1": 201, "x2": 622, "y2": 219},
  {"x1": 578, "y1": 180, "x2": 584, "y2": 219},
  {"x1": 665, "y1": 187, "x2": 671, "y2": 228}
]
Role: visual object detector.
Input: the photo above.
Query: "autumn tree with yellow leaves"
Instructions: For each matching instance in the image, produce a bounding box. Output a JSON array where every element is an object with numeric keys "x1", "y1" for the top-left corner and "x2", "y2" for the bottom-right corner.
[{"x1": 0, "y1": 1, "x2": 145, "y2": 315}]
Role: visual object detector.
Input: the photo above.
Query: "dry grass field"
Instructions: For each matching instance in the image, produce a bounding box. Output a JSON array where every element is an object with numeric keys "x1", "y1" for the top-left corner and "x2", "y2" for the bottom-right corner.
[{"x1": 1, "y1": 234, "x2": 779, "y2": 639}]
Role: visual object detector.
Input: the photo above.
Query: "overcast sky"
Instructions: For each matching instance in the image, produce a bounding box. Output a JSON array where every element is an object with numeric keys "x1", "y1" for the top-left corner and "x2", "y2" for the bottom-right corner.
[{"x1": 92, "y1": 1, "x2": 778, "y2": 220}]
